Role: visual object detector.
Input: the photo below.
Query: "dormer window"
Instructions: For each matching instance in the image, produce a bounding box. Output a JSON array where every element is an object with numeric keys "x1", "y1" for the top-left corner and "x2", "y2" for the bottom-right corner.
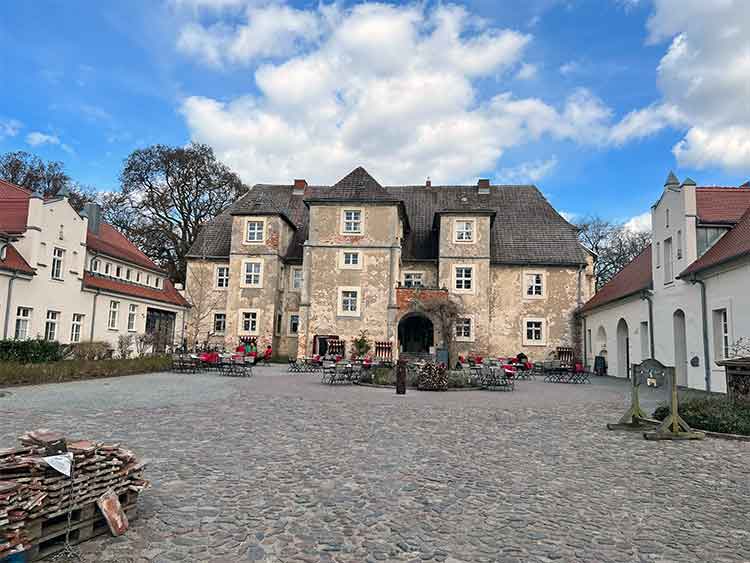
[
  {"x1": 91, "y1": 259, "x2": 100, "y2": 273},
  {"x1": 454, "y1": 220, "x2": 474, "y2": 242},
  {"x1": 341, "y1": 209, "x2": 363, "y2": 234},
  {"x1": 245, "y1": 220, "x2": 265, "y2": 243}
]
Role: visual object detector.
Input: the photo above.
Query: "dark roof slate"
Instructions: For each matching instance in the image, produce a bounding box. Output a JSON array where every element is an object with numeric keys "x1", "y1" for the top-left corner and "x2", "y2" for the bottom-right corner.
[{"x1": 305, "y1": 167, "x2": 397, "y2": 203}]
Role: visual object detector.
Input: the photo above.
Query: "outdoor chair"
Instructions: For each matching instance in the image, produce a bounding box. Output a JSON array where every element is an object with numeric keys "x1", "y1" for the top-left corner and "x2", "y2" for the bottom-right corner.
[
  {"x1": 482, "y1": 366, "x2": 514, "y2": 391},
  {"x1": 288, "y1": 358, "x2": 305, "y2": 373}
]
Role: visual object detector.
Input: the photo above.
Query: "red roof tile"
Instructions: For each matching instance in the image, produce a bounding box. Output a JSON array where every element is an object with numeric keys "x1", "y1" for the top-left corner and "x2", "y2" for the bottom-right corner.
[
  {"x1": 86, "y1": 223, "x2": 163, "y2": 272},
  {"x1": 580, "y1": 245, "x2": 652, "y2": 313},
  {"x1": 696, "y1": 187, "x2": 750, "y2": 224},
  {"x1": 680, "y1": 207, "x2": 750, "y2": 278},
  {"x1": 0, "y1": 179, "x2": 31, "y2": 234},
  {"x1": 83, "y1": 272, "x2": 188, "y2": 308},
  {"x1": 0, "y1": 243, "x2": 34, "y2": 275}
]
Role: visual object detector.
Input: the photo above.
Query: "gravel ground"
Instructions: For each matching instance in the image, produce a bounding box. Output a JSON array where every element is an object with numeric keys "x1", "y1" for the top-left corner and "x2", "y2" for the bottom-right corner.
[{"x1": 1, "y1": 367, "x2": 748, "y2": 563}]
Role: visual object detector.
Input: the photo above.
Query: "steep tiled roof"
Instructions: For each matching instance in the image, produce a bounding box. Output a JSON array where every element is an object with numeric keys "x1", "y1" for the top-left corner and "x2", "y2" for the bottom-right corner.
[
  {"x1": 0, "y1": 243, "x2": 34, "y2": 275},
  {"x1": 680, "y1": 208, "x2": 750, "y2": 278},
  {"x1": 696, "y1": 187, "x2": 750, "y2": 224},
  {"x1": 580, "y1": 245, "x2": 652, "y2": 313},
  {"x1": 188, "y1": 168, "x2": 588, "y2": 266},
  {"x1": 0, "y1": 179, "x2": 32, "y2": 234},
  {"x1": 87, "y1": 223, "x2": 163, "y2": 272},
  {"x1": 83, "y1": 272, "x2": 189, "y2": 307},
  {"x1": 305, "y1": 167, "x2": 398, "y2": 203}
]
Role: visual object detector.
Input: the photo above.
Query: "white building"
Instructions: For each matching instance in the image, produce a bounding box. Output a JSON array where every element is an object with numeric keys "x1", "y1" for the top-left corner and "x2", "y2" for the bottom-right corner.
[
  {"x1": 0, "y1": 179, "x2": 188, "y2": 349},
  {"x1": 581, "y1": 173, "x2": 750, "y2": 392}
]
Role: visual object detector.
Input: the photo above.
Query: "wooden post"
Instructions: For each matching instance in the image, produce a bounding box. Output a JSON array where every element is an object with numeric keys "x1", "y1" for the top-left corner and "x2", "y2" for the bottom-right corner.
[
  {"x1": 607, "y1": 361, "x2": 660, "y2": 431},
  {"x1": 643, "y1": 363, "x2": 704, "y2": 440}
]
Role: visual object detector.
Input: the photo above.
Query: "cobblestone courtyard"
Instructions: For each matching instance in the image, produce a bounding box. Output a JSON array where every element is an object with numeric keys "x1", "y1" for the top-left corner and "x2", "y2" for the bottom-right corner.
[{"x1": 2, "y1": 367, "x2": 748, "y2": 563}]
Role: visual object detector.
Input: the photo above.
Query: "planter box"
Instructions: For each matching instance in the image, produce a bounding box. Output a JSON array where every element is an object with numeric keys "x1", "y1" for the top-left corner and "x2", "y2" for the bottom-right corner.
[{"x1": 717, "y1": 357, "x2": 750, "y2": 404}]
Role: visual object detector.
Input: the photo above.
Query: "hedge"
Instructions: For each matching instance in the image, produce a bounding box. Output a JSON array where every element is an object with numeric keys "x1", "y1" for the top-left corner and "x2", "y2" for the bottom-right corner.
[
  {"x1": 0, "y1": 339, "x2": 67, "y2": 363},
  {"x1": 653, "y1": 397, "x2": 750, "y2": 436},
  {"x1": 0, "y1": 356, "x2": 172, "y2": 388}
]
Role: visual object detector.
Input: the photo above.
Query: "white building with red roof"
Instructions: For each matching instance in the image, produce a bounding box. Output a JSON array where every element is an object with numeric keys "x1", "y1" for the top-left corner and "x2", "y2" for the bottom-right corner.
[
  {"x1": 580, "y1": 173, "x2": 750, "y2": 392},
  {"x1": 0, "y1": 178, "x2": 188, "y2": 350}
]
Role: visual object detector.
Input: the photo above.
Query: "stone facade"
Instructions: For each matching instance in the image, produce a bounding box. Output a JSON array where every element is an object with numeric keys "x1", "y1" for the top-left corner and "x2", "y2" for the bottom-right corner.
[{"x1": 186, "y1": 167, "x2": 594, "y2": 361}]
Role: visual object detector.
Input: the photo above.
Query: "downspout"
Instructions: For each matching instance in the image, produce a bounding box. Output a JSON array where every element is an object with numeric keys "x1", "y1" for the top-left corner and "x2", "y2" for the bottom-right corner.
[
  {"x1": 691, "y1": 276, "x2": 712, "y2": 392},
  {"x1": 641, "y1": 290, "x2": 655, "y2": 359},
  {"x1": 3, "y1": 272, "x2": 18, "y2": 339}
]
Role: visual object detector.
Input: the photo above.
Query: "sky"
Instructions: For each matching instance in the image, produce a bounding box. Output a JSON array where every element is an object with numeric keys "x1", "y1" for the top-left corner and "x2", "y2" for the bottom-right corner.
[{"x1": 1, "y1": 0, "x2": 749, "y2": 230}]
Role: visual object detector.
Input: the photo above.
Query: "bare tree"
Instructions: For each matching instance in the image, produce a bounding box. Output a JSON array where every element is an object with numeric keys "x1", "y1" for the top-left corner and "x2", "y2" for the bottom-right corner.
[
  {"x1": 101, "y1": 143, "x2": 246, "y2": 282},
  {"x1": 184, "y1": 261, "x2": 224, "y2": 349},
  {"x1": 407, "y1": 291, "x2": 464, "y2": 366},
  {"x1": 577, "y1": 215, "x2": 651, "y2": 289},
  {"x1": 730, "y1": 337, "x2": 750, "y2": 359},
  {"x1": 0, "y1": 151, "x2": 96, "y2": 211}
]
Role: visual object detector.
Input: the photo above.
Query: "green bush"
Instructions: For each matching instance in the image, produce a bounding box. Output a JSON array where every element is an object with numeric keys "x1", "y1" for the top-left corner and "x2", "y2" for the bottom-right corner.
[
  {"x1": 446, "y1": 370, "x2": 475, "y2": 388},
  {"x1": 0, "y1": 356, "x2": 172, "y2": 388},
  {"x1": 372, "y1": 366, "x2": 394, "y2": 385},
  {"x1": 653, "y1": 397, "x2": 750, "y2": 436},
  {"x1": 0, "y1": 339, "x2": 67, "y2": 363},
  {"x1": 70, "y1": 341, "x2": 114, "y2": 361}
]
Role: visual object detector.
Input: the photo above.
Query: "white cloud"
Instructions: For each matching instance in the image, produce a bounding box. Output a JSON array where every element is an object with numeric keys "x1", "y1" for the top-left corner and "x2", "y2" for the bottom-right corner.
[
  {"x1": 26, "y1": 132, "x2": 61, "y2": 146},
  {"x1": 613, "y1": 0, "x2": 750, "y2": 170},
  {"x1": 559, "y1": 61, "x2": 581, "y2": 76},
  {"x1": 516, "y1": 62, "x2": 538, "y2": 80},
  {"x1": 496, "y1": 157, "x2": 558, "y2": 184},
  {"x1": 624, "y1": 211, "x2": 652, "y2": 232},
  {"x1": 0, "y1": 118, "x2": 22, "y2": 140},
  {"x1": 560, "y1": 211, "x2": 578, "y2": 223},
  {"x1": 179, "y1": 3, "x2": 620, "y2": 184}
]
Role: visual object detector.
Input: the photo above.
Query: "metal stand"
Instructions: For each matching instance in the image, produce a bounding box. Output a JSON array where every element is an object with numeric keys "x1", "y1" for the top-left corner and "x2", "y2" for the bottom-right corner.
[
  {"x1": 51, "y1": 459, "x2": 84, "y2": 562},
  {"x1": 644, "y1": 366, "x2": 704, "y2": 441},
  {"x1": 607, "y1": 361, "x2": 660, "y2": 431}
]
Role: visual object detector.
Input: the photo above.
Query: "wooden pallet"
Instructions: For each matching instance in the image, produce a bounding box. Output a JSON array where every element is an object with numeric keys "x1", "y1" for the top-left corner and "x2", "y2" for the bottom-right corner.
[{"x1": 24, "y1": 490, "x2": 139, "y2": 561}]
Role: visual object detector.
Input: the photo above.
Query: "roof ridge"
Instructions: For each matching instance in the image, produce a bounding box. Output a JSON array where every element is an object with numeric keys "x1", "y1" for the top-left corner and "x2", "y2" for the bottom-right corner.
[{"x1": 0, "y1": 178, "x2": 33, "y2": 195}]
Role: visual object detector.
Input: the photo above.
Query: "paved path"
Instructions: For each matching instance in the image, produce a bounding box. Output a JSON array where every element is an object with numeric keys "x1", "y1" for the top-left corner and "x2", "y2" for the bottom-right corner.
[{"x1": 2, "y1": 367, "x2": 748, "y2": 563}]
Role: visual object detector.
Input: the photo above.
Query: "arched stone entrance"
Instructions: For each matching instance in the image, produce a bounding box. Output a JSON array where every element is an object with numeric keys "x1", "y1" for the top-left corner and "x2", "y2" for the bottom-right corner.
[{"x1": 398, "y1": 314, "x2": 434, "y2": 354}]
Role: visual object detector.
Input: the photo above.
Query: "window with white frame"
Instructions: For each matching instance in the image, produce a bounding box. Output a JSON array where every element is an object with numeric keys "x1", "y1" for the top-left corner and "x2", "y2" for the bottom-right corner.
[
  {"x1": 524, "y1": 272, "x2": 544, "y2": 298},
  {"x1": 656, "y1": 242, "x2": 661, "y2": 268},
  {"x1": 713, "y1": 309, "x2": 730, "y2": 362},
  {"x1": 146, "y1": 274, "x2": 151, "y2": 285},
  {"x1": 245, "y1": 220, "x2": 265, "y2": 243},
  {"x1": 44, "y1": 311, "x2": 60, "y2": 341},
  {"x1": 136, "y1": 271, "x2": 141, "y2": 283},
  {"x1": 403, "y1": 272, "x2": 424, "y2": 288},
  {"x1": 216, "y1": 266, "x2": 230, "y2": 288},
  {"x1": 213, "y1": 312, "x2": 226, "y2": 334},
  {"x1": 455, "y1": 317, "x2": 473, "y2": 341},
  {"x1": 523, "y1": 318, "x2": 546, "y2": 345},
  {"x1": 70, "y1": 313, "x2": 84, "y2": 343},
  {"x1": 126, "y1": 268, "x2": 132, "y2": 281},
  {"x1": 14, "y1": 307, "x2": 32, "y2": 339},
  {"x1": 91, "y1": 259, "x2": 100, "y2": 273},
  {"x1": 104, "y1": 262, "x2": 111, "y2": 275},
  {"x1": 454, "y1": 266, "x2": 473, "y2": 291},
  {"x1": 275, "y1": 313, "x2": 283, "y2": 335},
  {"x1": 242, "y1": 260, "x2": 263, "y2": 287},
  {"x1": 342, "y1": 209, "x2": 362, "y2": 234},
  {"x1": 676, "y1": 230, "x2": 683, "y2": 260},
  {"x1": 454, "y1": 220, "x2": 474, "y2": 242},
  {"x1": 341, "y1": 251, "x2": 361, "y2": 269},
  {"x1": 289, "y1": 314, "x2": 300, "y2": 335},
  {"x1": 338, "y1": 287, "x2": 360, "y2": 316},
  {"x1": 155, "y1": 278, "x2": 161, "y2": 289},
  {"x1": 239, "y1": 310, "x2": 259, "y2": 334},
  {"x1": 664, "y1": 237, "x2": 673, "y2": 283},
  {"x1": 51, "y1": 248, "x2": 64, "y2": 280},
  {"x1": 127, "y1": 304, "x2": 138, "y2": 331},
  {"x1": 666, "y1": 208, "x2": 670, "y2": 228},
  {"x1": 115, "y1": 265, "x2": 122, "y2": 278},
  {"x1": 291, "y1": 268, "x2": 303, "y2": 290},
  {"x1": 108, "y1": 301, "x2": 120, "y2": 330}
]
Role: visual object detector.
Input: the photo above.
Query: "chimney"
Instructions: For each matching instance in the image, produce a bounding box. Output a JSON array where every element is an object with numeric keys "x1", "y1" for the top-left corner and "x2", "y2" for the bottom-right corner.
[
  {"x1": 84, "y1": 202, "x2": 102, "y2": 234},
  {"x1": 293, "y1": 179, "x2": 307, "y2": 196},
  {"x1": 477, "y1": 178, "x2": 490, "y2": 194},
  {"x1": 425, "y1": 177, "x2": 431, "y2": 188}
]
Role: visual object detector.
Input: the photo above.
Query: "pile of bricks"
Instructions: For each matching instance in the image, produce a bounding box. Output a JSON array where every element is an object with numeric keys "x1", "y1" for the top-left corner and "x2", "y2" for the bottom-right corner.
[{"x1": 0, "y1": 430, "x2": 148, "y2": 560}]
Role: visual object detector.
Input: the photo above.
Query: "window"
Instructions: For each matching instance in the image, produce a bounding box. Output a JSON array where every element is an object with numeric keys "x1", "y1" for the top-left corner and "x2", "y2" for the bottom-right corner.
[
  {"x1": 697, "y1": 227, "x2": 728, "y2": 256},
  {"x1": 523, "y1": 318, "x2": 546, "y2": 346},
  {"x1": 338, "y1": 287, "x2": 360, "y2": 316},
  {"x1": 245, "y1": 220, "x2": 265, "y2": 243},
  {"x1": 146, "y1": 274, "x2": 151, "y2": 285},
  {"x1": 342, "y1": 209, "x2": 362, "y2": 234},
  {"x1": 213, "y1": 313, "x2": 226, "y2": 334},
  {"x1": 116, "y1": 265, "x2": 122, "y2": 278},
  {"x1": 136, "y1": 271, "x2": 141, "y2": 283},
  {"x1": 127, "y1": 304, "x2": 138, "y2": 332},
  {"x1": 587, "y1": 329, "x2": 592, "y2": 354},
  {"x1": 70, "y1": 313, "x2": 84, "y2": 343},
  {"x1": 656, "y1": 242, "x2": 661, "y2": 268},
  {"x1": 242, "y1": 260, "x2": 263, "y2": 287},
  {"x1": 340, "y1": 251, "x2": 361, "y2": 269},
  {"x1": 108, "y1": 301, "x2": 120, "y2": 330},
  {"x1": 291, "y1": 268, "x2": 303, "y2": 290},
  {"x1": 104, "y1": 262, "x2": 111, "y2": 275},
  {"x1": 216, "y1": 266, "x2": 230, "y2": 289},
  {"x1": 403, "y1": 272, "x2": 424, "y2": 288},
  {"x1": 676, "y1": 230, "x2": 683, "y2": 260},
  {"x1": 51, "y1": 248, "x2": 64, "y2": 280},
  {"x1": 126, "y1": 269, "x2": 132, "y2": 281},
  {"x1": 664, "y1": 238, "x2": 673, "y2": 283},
  {"x1": 91, "y1": 259, "x2": 100, "y2": 273},
  {"x1": 665, "y1": 208, "x2": 670, "y2": 228},
  {"x1": 44, "y1": 311, "x2": 60, "y2": 341},
  {"x1": 275, "y1": 313, "x2": 283, "y2": 335},
  {"x1": 455, "y1": 317, "x2": 473, "y2": 341},
  {"x1": 239, "y1": 310, "x2": 259, "y2": 335},
  {"x1": 14, "y1": 307, "x2": 32, "y2": 339},
  {"x1": 155, "y1": 278, "x2": 161, "y2": 289},
  {"x1": 289, "y1": 314, "x2": 300, "y2": 335},
  {"x1": 713, "y1": 309, "x2": 730, "y2": 361},
  {"x1": 524, "y1": 272, "x2": 544, "y2": 298},
  {"x1": 454, "y1": 266, "x2": 473, "y2": 292},
  {"x1": 454, "y1": 220, "x2": 474, "y2": 242}
]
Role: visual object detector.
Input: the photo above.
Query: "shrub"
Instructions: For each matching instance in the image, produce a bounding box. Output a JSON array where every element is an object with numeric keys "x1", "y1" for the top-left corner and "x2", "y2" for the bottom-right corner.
[
  {"x1": 117, "y1": 335, "x2": 133, "y2": 359},
  {"x1": 653, "y1": 397, "x2": 750, "y2": 436},
  {"x1": 418, "y1": 362, "x2": 448, "y2": 391},
  {"x1": 446, "y1": 370, "x2": 474, "y2": 388},
  {"x1": 70, "y1": 341, "x2": 114, "y2": 361},
  {"x1": 0, "y1": 339, "x2": 67, "y2": 363},
  {"x1": 0, "y1": 356, "x2": 172, "y2": 388},
  {"x1": 372, "y1": 366, "x2": 394, "y2": 385},
  {"x1": 351, "y1": 330, "x2": 371, "y2": 359}
]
